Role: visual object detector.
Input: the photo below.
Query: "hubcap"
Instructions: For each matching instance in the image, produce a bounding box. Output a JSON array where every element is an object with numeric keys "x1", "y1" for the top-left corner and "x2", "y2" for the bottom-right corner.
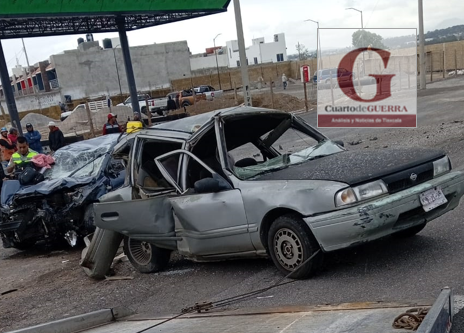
[
  {"x1": 274, "y1": 228, "x2": 303, "y2": 270},
  {"x1": 128, "y1": 239, "x2": 152, "y2": 266}
]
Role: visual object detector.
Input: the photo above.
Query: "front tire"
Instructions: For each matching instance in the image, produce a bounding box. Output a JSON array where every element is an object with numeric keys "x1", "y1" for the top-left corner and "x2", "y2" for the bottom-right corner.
[
  {"x1": 392, "y1": 223, "x2": 427, "y2": 238},
  {"x1": 268, "y1": 214, "x2": 323, "y2": 279},
  {"x1": 123, "y1": 237, "x2": 171, "y2": 274}
]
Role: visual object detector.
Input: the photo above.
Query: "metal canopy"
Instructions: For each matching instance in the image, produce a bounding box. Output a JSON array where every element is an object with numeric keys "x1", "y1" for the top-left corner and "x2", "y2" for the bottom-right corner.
[
  {"x1": 0, "y1": 0, "x2": 230, "y2": 39},
  {"x1": 0, "y1": 0, "x2": 231, "y2": 135}
]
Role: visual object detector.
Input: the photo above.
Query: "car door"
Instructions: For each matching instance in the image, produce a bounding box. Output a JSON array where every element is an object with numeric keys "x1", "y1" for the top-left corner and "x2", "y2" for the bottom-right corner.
[
  {"x1": 93, "y1": 136, "x2": 184, "y2": 250},
  {"x1": 155, "y1": 149, "x2": 255, "y2": 257}
]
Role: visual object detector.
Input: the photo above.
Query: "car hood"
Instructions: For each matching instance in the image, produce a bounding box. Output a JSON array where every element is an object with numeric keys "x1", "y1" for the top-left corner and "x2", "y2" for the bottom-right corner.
[
  {"x1": 14, "y1": 176, "x2": 95, "y2": 196},
  {"x1": 253, "y1": 147, "x2": 446, "y2": 185}
]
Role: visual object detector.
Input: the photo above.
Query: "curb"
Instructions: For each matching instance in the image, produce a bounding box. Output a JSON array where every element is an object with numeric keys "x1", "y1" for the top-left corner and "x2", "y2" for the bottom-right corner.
[{"x1": 5, "y1": 306, "x2": 134, "y2": 333}]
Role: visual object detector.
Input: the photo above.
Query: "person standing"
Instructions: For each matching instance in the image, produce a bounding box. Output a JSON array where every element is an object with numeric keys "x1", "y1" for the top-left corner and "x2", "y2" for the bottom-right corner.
[
  {"x1": 166, "y1": 95, "x2": 177, "y2": 114},
  {"x1": 102, "y1": 113, "x2": 122, "y2": 135},
  {"x1": 8, "y1": 128, "x2": 18, "y2": 146},
  {"x1": 0, "y1": 127, "x2": 15, "y2": 170},
  {"x1": 48, "y1": 121, "x2": 65, "y2": 153},
  {"x1": 282, "y1": 73, "x2": 288, "y2": 90},
  {"x1": 24, "y1": 123, "x2": 43, "y2": 154},
  {"x1": 6, "y1": 136, "x2": 38, "y2": 174}
]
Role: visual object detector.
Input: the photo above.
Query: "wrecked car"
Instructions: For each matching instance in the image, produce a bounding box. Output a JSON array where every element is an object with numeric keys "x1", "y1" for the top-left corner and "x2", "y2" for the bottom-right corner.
[
  {"x1": 93, "y1": 106, "x2": 464, "y2": 279},
  {"x1": 0, "y1": 134, "x2": 126, "y2": 249}
]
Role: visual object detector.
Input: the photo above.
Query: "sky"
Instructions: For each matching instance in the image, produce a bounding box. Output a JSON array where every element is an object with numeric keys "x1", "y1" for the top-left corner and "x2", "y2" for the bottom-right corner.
[{"x1": 1, "y1": 0, "x2": 463, "y2": 73}]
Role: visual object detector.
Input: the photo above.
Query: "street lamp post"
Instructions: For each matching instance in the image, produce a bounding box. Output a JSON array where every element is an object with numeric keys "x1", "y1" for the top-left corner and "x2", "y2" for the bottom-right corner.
[
  {"x1": 304, "y1": 19, "x2": 321, "y2": 82},
  {"x1": 112, "y1": 44, "x2": 124, "y2": 101},
  {"x1": 213, "y1": 33, "x2": 222, "y2": 90},
  {"x1": 346, "y1": 7, "x2": 365, "y2": 77}
]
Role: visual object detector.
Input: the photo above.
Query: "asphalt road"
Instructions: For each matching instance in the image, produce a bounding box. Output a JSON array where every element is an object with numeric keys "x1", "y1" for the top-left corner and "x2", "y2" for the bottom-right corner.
[{"x1": 3, "y1": 76, "x2": 464, "y2": 332}]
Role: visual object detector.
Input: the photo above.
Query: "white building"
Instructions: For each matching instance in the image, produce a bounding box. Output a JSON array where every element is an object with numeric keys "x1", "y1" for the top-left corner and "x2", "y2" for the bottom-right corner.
[
  {"x1": 190, "y1": 33, "x2": 288, "y2": 71},
  {"x1": 226, "y1": 33, "x2": 287, "y2": 68},
  {"x1": 190, "y1": 47, "x2": 229, "y2": 71}
]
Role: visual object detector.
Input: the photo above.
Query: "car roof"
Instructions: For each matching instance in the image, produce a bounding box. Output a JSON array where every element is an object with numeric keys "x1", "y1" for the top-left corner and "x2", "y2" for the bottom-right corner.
[{"x1": 149, "y1": 106, "x2": 288, "y2": 135}]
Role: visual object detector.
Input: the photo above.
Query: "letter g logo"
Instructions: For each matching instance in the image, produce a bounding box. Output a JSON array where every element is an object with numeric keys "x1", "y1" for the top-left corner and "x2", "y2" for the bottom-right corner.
[{"x1": 338, "y1": 48, "x2": 395, "y2": 102}]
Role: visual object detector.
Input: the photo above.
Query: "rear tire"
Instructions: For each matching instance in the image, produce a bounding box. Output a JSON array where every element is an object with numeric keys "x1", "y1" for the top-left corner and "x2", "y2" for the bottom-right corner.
[
  {"x1": 182, "y1": 101, "x2": 190, "y2": 107},
  {"x1": 123, "y1": 237, "x2": 171, "y2": 274},
  {"x1": 268, "y1": 214, "x2": 323, "y2": 279},
  {"x1": 392, "y1": 223, "x2": 427, "y2": 238}
]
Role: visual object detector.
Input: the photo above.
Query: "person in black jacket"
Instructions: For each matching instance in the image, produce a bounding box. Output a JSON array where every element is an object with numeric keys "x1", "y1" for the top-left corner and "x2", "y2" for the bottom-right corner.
[{"x1": 48, "y1": 121, "x2": 65, "y2": 153}]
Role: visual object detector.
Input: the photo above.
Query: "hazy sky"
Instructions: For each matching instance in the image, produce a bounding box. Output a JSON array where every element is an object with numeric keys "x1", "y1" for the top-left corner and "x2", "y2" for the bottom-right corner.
[{"x1": 1, "y1": 0, "x2": 463, "y2": 73}]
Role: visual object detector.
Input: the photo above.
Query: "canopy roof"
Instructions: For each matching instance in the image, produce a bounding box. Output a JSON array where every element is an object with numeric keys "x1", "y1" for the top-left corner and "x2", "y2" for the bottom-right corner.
[{"x1": 0, "y1": 0, "x2": 230, "y2": 39}]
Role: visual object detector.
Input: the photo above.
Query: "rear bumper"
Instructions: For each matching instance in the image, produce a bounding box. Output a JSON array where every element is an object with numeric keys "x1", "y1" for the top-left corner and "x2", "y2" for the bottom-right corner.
[{"x1": 304, "y1": 171, "x2": 464, "y2": 252}]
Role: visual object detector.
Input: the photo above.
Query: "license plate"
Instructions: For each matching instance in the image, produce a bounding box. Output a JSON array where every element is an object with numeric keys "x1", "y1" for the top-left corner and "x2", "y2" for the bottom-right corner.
[{"x1": 419, "y1": 187, "x2": 448, "y2": 212}]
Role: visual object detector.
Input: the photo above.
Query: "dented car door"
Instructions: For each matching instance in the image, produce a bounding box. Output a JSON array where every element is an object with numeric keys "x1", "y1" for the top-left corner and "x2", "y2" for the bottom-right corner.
[{"x1": 155, "y1": 150, "x2": 255, "y2": 256}]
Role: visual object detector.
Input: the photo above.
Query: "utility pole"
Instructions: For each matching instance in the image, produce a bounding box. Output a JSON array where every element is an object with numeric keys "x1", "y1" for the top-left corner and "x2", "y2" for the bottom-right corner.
[
  {"x1": 233, "y1": 0, "x2": 252, "y2": 106},
  {"x1": 213, "y1": 33, "x2": 222, "y2": 90},
  {"x1": 22, "y1": 38, "x2": 42, "y2": 112},
  {"x1": 418, "y1": 0, "x2": 426, "y2": 89},
  {"x1": 298, "y1": 42, "x2": 301, "y2": 60}
]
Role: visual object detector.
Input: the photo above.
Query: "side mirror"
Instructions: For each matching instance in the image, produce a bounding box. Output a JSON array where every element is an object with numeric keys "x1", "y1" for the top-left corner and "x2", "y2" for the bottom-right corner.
[
  {"x1": 334, "y1": 140, "x2": 344, "y2": 147},
  {"x1": 194, "y1": 175, "x2": 232, "y2": 194}
]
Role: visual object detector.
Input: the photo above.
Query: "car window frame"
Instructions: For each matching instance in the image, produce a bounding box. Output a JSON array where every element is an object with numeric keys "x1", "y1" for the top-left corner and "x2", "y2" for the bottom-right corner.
[{"x1": 131, "y1": 135, "x2": 186, "y2": 188}]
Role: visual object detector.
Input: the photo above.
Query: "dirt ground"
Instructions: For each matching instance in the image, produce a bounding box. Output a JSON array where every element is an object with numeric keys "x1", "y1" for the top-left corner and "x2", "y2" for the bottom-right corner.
[{"x1": 173, "y1": 92, "x2": 315, "y2": 116}]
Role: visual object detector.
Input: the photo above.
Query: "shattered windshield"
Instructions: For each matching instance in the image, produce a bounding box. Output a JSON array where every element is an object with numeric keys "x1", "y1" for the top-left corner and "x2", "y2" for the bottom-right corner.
[
  {"x1": 45, "y1": 135, "x2": 117, "y2": 180},
  {"x1": 233, "y1": 140, "x2": 343, "y2": 180}
]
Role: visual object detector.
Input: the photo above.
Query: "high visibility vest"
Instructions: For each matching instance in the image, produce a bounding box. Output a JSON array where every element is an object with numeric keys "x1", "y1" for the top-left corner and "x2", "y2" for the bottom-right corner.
[{"x1": 11, "y1": 150, "x2": 38, "y2": 166}]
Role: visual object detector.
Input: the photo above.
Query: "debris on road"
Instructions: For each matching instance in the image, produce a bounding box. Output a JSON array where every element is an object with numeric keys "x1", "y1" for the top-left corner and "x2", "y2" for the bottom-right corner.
[
  {"x1": 105, "y1": 276, "x2": 134, "y2": 281},
  {"x1": 1, "y1": 289, "x2": 18, "y2": 296}
]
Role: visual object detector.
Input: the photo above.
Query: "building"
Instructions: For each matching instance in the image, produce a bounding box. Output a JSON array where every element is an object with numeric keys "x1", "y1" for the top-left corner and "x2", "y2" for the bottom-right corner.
[
  {"x1": 0, "y1": 37, "x2": 192, "y2": 112},
  {"x1": 227, "y1": 33, "x2": 287, "y2": 68},
  {"x1": 190, "y1": 33, "x2": 288, "y2": 71}
]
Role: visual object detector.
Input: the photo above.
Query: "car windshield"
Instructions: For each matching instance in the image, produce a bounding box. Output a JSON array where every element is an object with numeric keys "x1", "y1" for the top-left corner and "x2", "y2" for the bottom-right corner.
[
  {"x1": 45, "y1": 135, "x2": 117, "y2": 180},
  {"x1": 233, "y1": 140, "x2": 343, "y2": 180},
  {"x1": 46, "y1": 149, "x2": 107, "y2": 179}
]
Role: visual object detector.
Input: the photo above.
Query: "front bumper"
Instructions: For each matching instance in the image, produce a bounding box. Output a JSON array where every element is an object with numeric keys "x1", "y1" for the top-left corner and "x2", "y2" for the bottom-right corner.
[{"x1": 305, "y1": 171, "x2": 464, "y2": 252}]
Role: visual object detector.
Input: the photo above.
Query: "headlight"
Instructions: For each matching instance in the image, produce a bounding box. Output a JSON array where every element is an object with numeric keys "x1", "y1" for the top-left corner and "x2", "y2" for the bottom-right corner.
[
  {"x1": 335, "y1": 180, "x2": 388, "y2": 207},
  {"x1": 433, "y1": 156, "x2": 450, "y2": 177}
]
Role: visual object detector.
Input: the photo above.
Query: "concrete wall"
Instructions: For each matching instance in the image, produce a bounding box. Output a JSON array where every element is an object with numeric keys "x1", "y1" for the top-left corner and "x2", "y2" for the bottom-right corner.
[
  {"x1": 190, "y1": 53, "x2": 229, "y2": 71},
  {"x1": 227, "y1": 33, "x2": 288, "y2": 68},
  {"x1": 0, "y1": 90, "x2": 62, "y2": 113},
  {"x1": 51, "y1": 41, "x2": 191, "y2": 100}
]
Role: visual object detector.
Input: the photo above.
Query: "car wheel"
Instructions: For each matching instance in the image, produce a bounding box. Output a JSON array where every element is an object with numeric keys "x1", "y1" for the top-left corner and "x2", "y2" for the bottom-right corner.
[
  {"x1": 268, "y1": 214, "x2": 323, "y2": 279},
  {"x1": 123, "y1": 236, "x2": 171, "y2": 274},
  {"x1": 182, "y1": 101, "x2": 190, "y2": 107},
  {"x1": 392, "y1": 223, "x2": 427, "y2": 238},
  {"x1": 141, "y1": 106, "x2": 147, "y2": 115},
  {"x1": 83, "y1": 205, "x2": 96, "y2": 233}
]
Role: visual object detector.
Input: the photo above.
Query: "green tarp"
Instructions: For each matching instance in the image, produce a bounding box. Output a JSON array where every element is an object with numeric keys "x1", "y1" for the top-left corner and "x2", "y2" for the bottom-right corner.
[{"x1": 0, "y1": 0, "x2": 230, "y2": 17}]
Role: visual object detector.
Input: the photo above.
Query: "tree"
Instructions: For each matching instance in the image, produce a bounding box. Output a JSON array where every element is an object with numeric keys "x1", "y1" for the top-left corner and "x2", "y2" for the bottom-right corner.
[
  {"x1": 295, "y1": 43, "x2": 311, "y2": 60},
  {"x1": 352, "y1": 30, "x2": 387, "y2": 49}
]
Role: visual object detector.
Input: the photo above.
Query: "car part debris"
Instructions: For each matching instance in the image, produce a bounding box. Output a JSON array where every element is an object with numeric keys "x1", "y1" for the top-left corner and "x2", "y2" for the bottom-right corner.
[{"x1": 64, "y1": 230, "x2": 78, "y2": 247}]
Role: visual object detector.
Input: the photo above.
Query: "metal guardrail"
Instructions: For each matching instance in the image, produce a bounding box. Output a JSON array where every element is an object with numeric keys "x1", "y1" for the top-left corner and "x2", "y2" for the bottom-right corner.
[{"x1": 417, "y1": 287, "x2": 453, "y2": 333}]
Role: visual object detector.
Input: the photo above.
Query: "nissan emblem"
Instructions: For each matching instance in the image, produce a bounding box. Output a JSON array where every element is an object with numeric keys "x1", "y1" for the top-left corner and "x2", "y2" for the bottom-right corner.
[{"x1": 410, "y1": 173, "x2": 418, "y2": 181}]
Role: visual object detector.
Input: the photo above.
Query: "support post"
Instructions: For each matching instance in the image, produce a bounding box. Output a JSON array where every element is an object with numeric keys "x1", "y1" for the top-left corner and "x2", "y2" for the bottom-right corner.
[
  {"x1": 116, "y1": 16, "x2": 139, "y2": 114},
  {"x1": 418, "y1": 0, "x2": 426, "y2": 89},
  {"x1": 303, "y1": 82, "x2": 308, "y2": 112},
  {"x1": 233, "y1": 81, "x2": 238, "y2": 105},
  {"x1": 145, "y1": 98, "x2": 152, "y2": 126},
  {"x1": 233, "y1": 0, "x2": 252, "y2": 106},
  {"x1": 0, "y1": 41, "x2": 22, "y2": 135},
  {"x1": 443, "y1": 50, "x2": 445, "y2": 78},
  {"x1": 430, "y1": 52, "x2": 433, "y2": 82},
  {"x1": 455, "y1": 49, "x2": 457, "y2": 77},
  {"x1": 85, "y1": 100, "x2": 96, "y2": 138},
  {"x1": 270, "y1": 77, "x2": 275, "y2": 109}
]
